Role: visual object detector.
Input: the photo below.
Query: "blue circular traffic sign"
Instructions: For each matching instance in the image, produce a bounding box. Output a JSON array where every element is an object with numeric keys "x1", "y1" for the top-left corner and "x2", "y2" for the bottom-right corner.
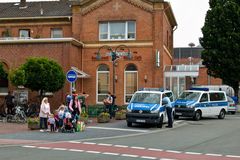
[{"x1": 66, "y1": 70, "x2": 77, "y2": 83}]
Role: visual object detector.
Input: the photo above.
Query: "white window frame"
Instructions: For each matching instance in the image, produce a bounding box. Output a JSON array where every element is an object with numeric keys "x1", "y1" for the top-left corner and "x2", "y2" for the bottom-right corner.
[
  {"x1": 19, "y1": 29, "x2": 30, "y2": 38},
  {"x1": 99, "y1": 21, "x2": 136, "y2": 41},
  {"x1": 124, "y1": 70, "x2": 138, "y2": 104},
  {"x1": 96, "y1": 70, "x2": 110, "y2": 104},
  {"x1": 51, "y1": 28, "x2": 63, "y2": 38}
]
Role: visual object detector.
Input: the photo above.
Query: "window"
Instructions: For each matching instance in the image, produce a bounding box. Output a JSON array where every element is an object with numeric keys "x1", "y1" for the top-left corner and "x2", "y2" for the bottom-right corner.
[
  {"x1": 19, "y1": 29, "x2": 30, "y2": 38},
  {"x1": 99, "y1": 21, "x2": 136, "y2": 40},
  {"x1": 125, "y1": 64, "x2": 138, "y2": 103},
  {"x1": 210, "y1": 93, "x2": 225, "y2": 101},
  {"x1": 0, "y1": 62, "x2": 8, "y2": 95},
  {"x1": 200, "y1": 93, "x2": 208, "y2": 102},
  {"x1": 51, "y1": 28, "x2": 63, "y2": 38},
  {"x1": 97, "y1": 64, "x2": 110, "y2": 103}
]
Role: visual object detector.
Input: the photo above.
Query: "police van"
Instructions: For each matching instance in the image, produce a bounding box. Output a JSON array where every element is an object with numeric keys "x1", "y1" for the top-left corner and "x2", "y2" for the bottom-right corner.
[
  {"x1": 126, "y1": 88, "x2": 174, "y2": 128},
  {"x1": 174, "y1": 88, "x2": 228, "y2": 121}
]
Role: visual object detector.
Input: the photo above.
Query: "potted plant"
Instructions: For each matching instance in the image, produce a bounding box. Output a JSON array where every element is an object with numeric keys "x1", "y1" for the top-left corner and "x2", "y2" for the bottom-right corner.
[
  {"x1": 115, "y1": 109, "x2": 126, "y2": 120},
  {"x1": 97, "y1": 112, "x2": 110, "y2": 123},
  {"x1": 27, "y1": 117, "x2": 40, "y2": 130},
  {"x1": 80, "y1": 111, "x2": 89, "y2": 124}
]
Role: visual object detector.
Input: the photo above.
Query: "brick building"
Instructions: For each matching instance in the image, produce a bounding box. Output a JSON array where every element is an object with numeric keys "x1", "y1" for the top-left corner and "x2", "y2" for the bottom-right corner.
[{"x1": 0, "y1": 0, "x2": 177, "y2": 108}]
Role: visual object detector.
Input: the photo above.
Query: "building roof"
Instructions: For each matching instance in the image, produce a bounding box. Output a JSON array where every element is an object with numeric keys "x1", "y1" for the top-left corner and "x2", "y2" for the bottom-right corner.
[{"x1": 0, "y1": 1, "x2": 72, "y2": 19}]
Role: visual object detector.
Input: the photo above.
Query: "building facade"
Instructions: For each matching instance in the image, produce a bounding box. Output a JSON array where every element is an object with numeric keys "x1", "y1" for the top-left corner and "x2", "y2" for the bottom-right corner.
[{"x1": 0, "y1": 0, "x2": 177, "y2": 108}]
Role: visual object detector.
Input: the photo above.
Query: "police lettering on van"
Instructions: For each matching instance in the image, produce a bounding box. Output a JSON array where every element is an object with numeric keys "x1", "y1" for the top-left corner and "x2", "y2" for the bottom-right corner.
[
  {"x1": 126, "y1": 88, "x2": 174, "y2": 128},
  {"x1": 174, "y1": 88, "x2": 228, "y2": 121}
]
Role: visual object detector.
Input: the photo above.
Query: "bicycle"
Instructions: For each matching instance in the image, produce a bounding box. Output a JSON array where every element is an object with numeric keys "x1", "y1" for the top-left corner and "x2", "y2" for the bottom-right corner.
[{"x1": 6, "y1": 105, "x2": 27, "y2": 123}]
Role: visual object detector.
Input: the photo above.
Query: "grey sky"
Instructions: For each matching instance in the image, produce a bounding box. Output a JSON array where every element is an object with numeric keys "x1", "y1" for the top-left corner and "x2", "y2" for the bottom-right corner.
[{"x1": 0, "y1": 0, "x2": 210, "y2": 47}]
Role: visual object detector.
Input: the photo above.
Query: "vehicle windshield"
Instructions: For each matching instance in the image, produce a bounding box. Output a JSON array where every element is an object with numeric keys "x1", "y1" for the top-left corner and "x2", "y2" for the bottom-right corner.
[
  {"x1": 131, "y1": 93, "x2": 161, "y2": 104},
  {"x1": 178, "y1": 92, "x2": 201, "y2": 101}
]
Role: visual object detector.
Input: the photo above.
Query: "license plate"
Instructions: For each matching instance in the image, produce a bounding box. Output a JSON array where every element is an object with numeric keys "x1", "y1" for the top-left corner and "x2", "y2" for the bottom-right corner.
[
  {"x1": 136, "y1": 119, "x2": 146, "y2": 123},
  {"x1": 175, "y1": 112, "x2": 182, "y2": 115}
]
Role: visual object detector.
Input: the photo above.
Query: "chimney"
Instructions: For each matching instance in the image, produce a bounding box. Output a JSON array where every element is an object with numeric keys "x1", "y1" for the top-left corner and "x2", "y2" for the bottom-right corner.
[{"x1": 19, "y1": 0, "x2": 27, "y2": 9}]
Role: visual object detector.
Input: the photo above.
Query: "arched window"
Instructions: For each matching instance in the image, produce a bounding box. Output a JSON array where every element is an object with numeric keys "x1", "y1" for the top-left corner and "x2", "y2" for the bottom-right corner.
[
  {"x1": 0, "y1": 62, "x2": 8, "y2": 95},
  {"x1": 97, "y1": 64, "x2": 110, "y2": 103},
  {"x1": 124, "y1": 64, "x2": 138, "y2": 103}
]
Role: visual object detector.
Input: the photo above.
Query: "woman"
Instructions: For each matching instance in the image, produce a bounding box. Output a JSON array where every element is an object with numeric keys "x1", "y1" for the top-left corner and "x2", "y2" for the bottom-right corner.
[
  {"x1": 69, "y1": 95, "x2": 81, "y2": 122},
  {"x1": 39, "y1": 97, "x2": 51, "y2": 132}
]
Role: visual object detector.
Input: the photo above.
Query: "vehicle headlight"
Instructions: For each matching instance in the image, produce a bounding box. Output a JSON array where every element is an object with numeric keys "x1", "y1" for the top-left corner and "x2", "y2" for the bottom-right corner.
[
  {"x1": 150, "y1": 109, "x2": 159, "y2": 114},
  {"x1": 188, "y1": 105, "x2": 195, "y2": 108},
  {"x1": 127, "y1": 106, "x2": 132, "y2": 113}
]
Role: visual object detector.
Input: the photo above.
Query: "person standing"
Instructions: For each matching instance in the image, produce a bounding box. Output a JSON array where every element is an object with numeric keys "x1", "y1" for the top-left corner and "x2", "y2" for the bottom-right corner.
[
  {"x1": 162, "y1": 95, "x2": 173, "y2": 128},
  {"x1": 39, "y1": 97, "x2": 51, "y2": 132},
  {"x1": 103, "y1": 92, "x2": 113, "y2": 119},
  {"x1": 78, "y1": 92, "x2": 89, "y2": 113},
  {"x1": 5, "y1": 91, "x2": 14, "y2": 115},
  {"x1": 69, "y1": 95, "x2": 81, "y2": 122}
]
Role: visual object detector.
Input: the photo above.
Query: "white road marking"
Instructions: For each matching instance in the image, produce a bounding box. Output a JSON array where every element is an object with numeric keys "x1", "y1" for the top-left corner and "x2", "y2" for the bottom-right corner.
[
  {"x1": 148, "y1": 148, "x2": 163, "y2": 152},
  {"x1": 102, "y1": 152, "x2": 120, "y2": 156},
  {"x1": 98, "y1": 143, "x2": 113, "y2": 146},
  {"x1": 52, "y1": 148, "x2": 67, "y2": 151},
  {"x1": 68, "y1": 149, "x2": 84, "y2": 152},
  {"x1": 185, "y1": 152, "x2": 202, "y2": 155},
  {"x1": 22, "y1": 145, "x2": 36, "y2": 148},
  {"x1": 205, "y1": 153, "x2": 222, "y2": 157},
  {"x1": 86, "y1": 150, "x2": 101, "y2": 154},
  {"x1": 82, "y1": 142, "x2": 96, "y2": 145},
  {"x1": 130, "y1": 146, "x2": 146, "y2": 150},
  {"x1": 38, "y1": 147, "x2": 51, "y2": 150},
  {"x1": 68, "y1": 141, "x2": 81, "y2": 144},
  {"x1": 114, "y1": 144, "x2": 128, "y2": 148},
  {"x1": 226, "y1": 155, "x2": 240, "y2": 158},
  {"x1": 87, "y1": 126, "x2": 150, "y2": 133},
  {"x1": 121, "y1": 154, "x2": 139, "y2": 158},
  {"x1": 166, "y1": 150, "x2": 182, "y2": 154},
  {"x1": 160, "y1": 158, "x2": 177, "y2": 160},
  {"x1": 140, "y1": 156, "x2": 157, "y2": 159}
]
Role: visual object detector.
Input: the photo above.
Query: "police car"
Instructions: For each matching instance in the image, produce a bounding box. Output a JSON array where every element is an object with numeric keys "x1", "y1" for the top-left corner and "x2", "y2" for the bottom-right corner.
[
  {"x1": 126, "y1": 88, "x2": 174, "y2": 128},
  {"x1": 174, "y1": 88, "x2": 228, "y2": 121}
]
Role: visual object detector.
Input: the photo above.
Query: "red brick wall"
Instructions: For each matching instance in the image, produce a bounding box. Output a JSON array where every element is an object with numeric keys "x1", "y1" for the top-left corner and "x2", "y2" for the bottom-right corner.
[{"x1": 196, "y1": 67, "x2": 222, "y2": 85}]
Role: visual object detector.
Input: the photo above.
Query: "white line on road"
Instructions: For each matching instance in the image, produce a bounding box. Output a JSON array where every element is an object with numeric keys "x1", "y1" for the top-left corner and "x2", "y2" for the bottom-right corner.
[
  {"x1": 87, "y1": 126, "x2": 150, "y2": 133},
  {"x1": 52, "y1": 148, "x2": 67, "y2": 151},
  {"x1": 140, "y1": 156, "x2": 157, "y2": 159},
  {"x1": 160, "y1": 158, "x2": 177, "y2": 160},
  {"x1": 68, "y1": 149, "x2": 84, "y2": 152},
  {"x1": 38, "y1": 147, "x2": 51, "y2": 150},
  {"x1": 185, "y1": 152, "x2": 202, "y2": 155},
  {"x1": 205, "y1": 153, "x2": 222, "y2": 157},
  {"x1": 68, "y1": 141, "x2": 81, "y2": 144},
  {"x1": 148, "y1": 148, "x2": 163, "y2": 152},
  {"x1": 114, "y1": 144, "x2": 128, "y2": 148},
  {"x1": 98, "y1": 143, "x2": 113, "y2": 146},
  {"x1": 86, "y1": 150, "x2": 101, "y2": 154},
  {"x1": 102, "y1": 152, "x2": 120, "y2": 156},
  {"x1": 226, "y1": 155, "x2": 240, "y2": 158},
  {"x1": 22, "y1": 145, "x2": 36, "y2": 148},
  {"x1": 130, "y1": 146, "x2": 146, "y2": 150},
  {"x1": 82, "y1": 142, "x2": 96, "y2": 145},
  {"x1": 166, "y1": 150, "x2": 182, "y2": 154},
  {"x1": 121, "y1": 154, "x2": 139, "y2": 158}
]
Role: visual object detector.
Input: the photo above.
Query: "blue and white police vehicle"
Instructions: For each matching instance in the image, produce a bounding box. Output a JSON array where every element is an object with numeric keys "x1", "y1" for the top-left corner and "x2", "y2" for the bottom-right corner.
[
  {"x1": 126, "y1": 88, "x2": 174, "y2": 128},
  {"x1": 174, "y1": 88, "x2": 228, "y2": 121}
]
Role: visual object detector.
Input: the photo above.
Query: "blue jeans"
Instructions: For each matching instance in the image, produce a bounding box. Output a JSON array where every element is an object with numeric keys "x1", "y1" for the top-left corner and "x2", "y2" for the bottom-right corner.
[{"x1": 40, "y1": 117, "x2": 48, "y2": 129}]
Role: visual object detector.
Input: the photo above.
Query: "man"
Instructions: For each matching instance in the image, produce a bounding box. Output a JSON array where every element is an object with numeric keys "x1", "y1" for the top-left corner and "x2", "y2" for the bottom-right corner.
[
  {"x1": 5, "y1": 91, "x2": 14, "y2": 115},
  {"x1": 162, "y1": 95, "x2": 173, "y2": 128},
  {"x1": 103, "y1": 92, "x2": 113, "y2": 119}
]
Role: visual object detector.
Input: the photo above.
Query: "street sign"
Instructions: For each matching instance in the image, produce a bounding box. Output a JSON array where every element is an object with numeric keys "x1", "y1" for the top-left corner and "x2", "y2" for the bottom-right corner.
[{"x1": 66, "y1": 70, "x2": 77, "y2": 83}]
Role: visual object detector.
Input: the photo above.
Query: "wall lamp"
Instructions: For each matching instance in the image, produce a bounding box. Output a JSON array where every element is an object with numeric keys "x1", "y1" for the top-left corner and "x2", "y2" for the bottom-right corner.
[{"x1": 144, "y1": 75, "x2": 147, "y2": 83}]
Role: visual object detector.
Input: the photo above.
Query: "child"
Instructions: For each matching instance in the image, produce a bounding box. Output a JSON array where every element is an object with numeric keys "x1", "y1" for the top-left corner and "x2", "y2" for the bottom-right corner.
[
  {"x1": 48, "y1": 114, "x2": 55, "y2": 132},
  {"x1": 57, "y1": 104, "x2": 65, "y2": 130},
  {"x1": 54, "y1": 110, "x2": 60, "y2": 132}
]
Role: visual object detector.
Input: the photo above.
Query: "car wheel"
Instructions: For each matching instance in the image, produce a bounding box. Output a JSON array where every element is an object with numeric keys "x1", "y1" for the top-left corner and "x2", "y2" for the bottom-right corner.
[
  {"x1": 218, "y1": 109, "x2": 226, "y2": 119},
  {"x1": 127, "y1": 121, "x2": 132, "y2": 127},
  {"x1": 194, "y1": 110, "x2": 201, "y2": 121},
  {"x1": 174, "y1": 115, "x2": 179, "y2": 120},
  {"x1": 157, "y1": 115, "x2": 163, "y2": 128}
]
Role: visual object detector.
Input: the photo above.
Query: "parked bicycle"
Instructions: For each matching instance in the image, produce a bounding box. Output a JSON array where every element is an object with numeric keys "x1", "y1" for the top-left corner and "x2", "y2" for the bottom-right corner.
[{"x1": 6, "y1": 105, "x2": 27, "y2": 123}]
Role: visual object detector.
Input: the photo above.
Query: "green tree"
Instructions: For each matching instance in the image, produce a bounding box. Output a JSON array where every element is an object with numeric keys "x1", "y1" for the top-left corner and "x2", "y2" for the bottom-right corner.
[
  {"x1": 10, "y1": 57, "x2": 65, "y2": 99},
  {"x1": 200, "y1": 0, "x2": 240, "y2": 96}
]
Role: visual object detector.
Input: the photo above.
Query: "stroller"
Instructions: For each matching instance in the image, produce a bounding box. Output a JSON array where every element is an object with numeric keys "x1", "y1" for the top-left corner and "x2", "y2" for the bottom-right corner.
[{"x1": 61, "y1": 111, "x2": 77, "y2": 133}]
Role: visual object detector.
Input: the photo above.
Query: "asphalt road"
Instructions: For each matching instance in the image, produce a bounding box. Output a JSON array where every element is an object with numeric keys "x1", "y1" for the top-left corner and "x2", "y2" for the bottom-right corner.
[{"x1": 0, "y1": 114, "x2": 240, "y2": 160}]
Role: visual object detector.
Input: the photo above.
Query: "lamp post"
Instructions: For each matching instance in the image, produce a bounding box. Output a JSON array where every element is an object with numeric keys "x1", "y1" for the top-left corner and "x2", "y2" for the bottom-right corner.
[
  {"x1": 188, "y1": 42, "x2": 195, "y2": 65},
  {"x1": 97, "y1": 45, "x2": 131, "y2": 95}
]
